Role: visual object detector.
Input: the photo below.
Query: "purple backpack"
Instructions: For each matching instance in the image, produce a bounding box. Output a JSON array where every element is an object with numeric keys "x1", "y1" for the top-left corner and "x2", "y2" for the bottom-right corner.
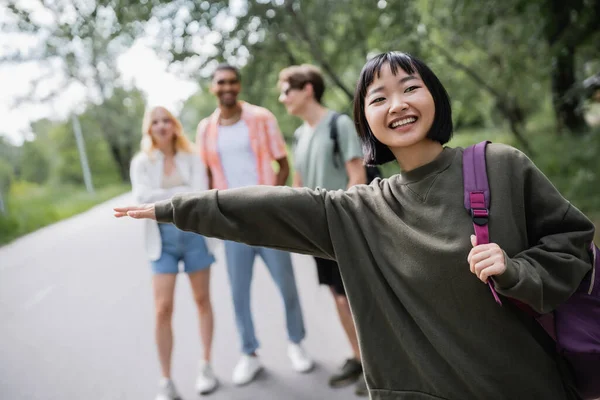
[{"x1": 463, "y1": 141, "x2": 600, "y2": 399}]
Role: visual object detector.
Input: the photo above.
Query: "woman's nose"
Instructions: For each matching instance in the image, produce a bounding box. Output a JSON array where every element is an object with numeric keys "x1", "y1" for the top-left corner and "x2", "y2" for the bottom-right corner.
[{"x1": 388, "y1": 96, "x2": 409, "y2": 114}]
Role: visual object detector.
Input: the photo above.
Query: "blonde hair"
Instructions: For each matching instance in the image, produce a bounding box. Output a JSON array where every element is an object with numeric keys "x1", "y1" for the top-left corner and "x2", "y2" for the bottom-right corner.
[{"x1": 141, "y1": 106, "x2": 193, "y2": 154}]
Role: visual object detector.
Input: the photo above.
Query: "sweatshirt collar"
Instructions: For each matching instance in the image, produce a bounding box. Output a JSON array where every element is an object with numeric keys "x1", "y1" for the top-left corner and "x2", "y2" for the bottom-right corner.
[{"x1": 396, "y1": 147, "x2": 458, "y2": 184}]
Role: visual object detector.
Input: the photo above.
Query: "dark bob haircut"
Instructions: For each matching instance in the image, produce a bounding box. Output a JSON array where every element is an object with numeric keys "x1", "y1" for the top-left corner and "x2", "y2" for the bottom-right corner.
[{"x1": 353, "y1": 52, "x2": 453, "y2": 166}]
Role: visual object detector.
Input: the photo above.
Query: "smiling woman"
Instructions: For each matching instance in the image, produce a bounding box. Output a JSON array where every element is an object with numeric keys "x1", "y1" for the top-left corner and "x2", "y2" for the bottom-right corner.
[
  {"x1": 353, "y1": 52, "x2": 453, "y2": 170},
  {"x1": 130, "y1": 106, "x2": 220, "y2": 398}
]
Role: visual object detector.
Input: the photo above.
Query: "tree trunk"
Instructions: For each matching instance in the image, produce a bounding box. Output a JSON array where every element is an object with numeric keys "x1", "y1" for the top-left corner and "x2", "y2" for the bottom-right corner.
[
  {"x1": 551, "y1": 46, "x2": 587, "y2": 134},
  {"x1": 116, "y1": 157, "x2": 129, "y2": 183},
  {"x1": 106, "y1": 143, "x2": 129, "y2": 183},
  {"x1": 544, "y1": 0, "x2": 590, "y2": 134},
  {"x1": 504, "y1": 105, "x2": 534, "y2": 156}
]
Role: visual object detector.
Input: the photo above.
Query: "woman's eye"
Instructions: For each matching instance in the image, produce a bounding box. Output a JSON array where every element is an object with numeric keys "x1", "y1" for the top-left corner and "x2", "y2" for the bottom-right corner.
[
  {"x1": 405, "y1": 86, "x2": 420, "y2": 93},
  {"x1": 370, "y1": 97, "x2": 385, "y2": 104}
]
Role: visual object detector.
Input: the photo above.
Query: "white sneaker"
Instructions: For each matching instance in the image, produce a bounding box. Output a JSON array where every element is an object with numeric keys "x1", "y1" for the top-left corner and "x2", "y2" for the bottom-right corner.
[
  {"x1": 232, "y1": 354, "x2": 263, "y2": 386},
  {"x1": 196, "y1": 361, "x2": 219, "y2": 395},
  {"x1": 287, "y1": 342, "x2": 314, "y2": 373},
  {"x1": 155, "y1": 378, "x2": 181, "y2": 400}
]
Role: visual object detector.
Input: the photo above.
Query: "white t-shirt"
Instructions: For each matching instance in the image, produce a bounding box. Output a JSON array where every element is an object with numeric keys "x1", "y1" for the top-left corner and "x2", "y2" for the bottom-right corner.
[{"x1": 217, "y1": 120, "x2": 259, "y2": 189}]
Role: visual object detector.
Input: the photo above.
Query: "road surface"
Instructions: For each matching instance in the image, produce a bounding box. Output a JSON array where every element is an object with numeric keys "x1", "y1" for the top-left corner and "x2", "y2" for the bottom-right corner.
[{"x1": 0, "y1": 193, "x2": 360, "y2": 400}]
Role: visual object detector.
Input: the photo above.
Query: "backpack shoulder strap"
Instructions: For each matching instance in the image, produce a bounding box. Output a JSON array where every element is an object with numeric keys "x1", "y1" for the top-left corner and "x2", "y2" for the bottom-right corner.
[
  {"x1": 463, "y1": 141, "x2": 502, "y2": 305},
  {"x1": 329, "y1": 112, "x2": 343, "y2": 168},
  {"x1": 463, "y1": 141, "x2": 491, "y2": 235}
]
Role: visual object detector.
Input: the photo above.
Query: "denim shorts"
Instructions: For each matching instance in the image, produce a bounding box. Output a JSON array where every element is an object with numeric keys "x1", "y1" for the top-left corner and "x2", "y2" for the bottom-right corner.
[{"x1": 151, "y1": 224, "x2": 215, "y2": 274}]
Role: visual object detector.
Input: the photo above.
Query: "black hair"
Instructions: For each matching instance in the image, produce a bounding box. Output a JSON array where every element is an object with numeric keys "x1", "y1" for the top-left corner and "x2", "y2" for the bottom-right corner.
[
  {"x1": 353, "y1": 52, "x2": 453, "y2": 165},
  {"x1": 212, "y1": 63, "x2": 241, "y2": 81}
]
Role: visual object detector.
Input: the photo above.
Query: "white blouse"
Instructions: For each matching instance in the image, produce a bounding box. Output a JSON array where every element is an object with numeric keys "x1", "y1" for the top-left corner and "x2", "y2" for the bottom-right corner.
[{"x1": 130, "y1": 149, "x2": 210, "y2": 261}]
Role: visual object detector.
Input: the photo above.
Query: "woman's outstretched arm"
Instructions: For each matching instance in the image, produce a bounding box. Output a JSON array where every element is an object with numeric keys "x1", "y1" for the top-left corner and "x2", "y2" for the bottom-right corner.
[{"x1": 116, "y1": 185, "x2": 337, "y2": 259}]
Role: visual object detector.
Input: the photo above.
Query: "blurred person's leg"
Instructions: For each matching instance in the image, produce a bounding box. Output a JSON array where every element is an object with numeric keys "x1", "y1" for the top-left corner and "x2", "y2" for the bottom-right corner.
[
  {"x1": 224, "y1": 241, "x2": 259, "y2": 354},
  {"x1": 181, "y1": 231, "x2": 219, "y2": 395},
  {"x1": 183, "y1": 233, "x2": 216, "y2": 362},
  {"x1": 151, "y1": 225, "x2": 183, "y2": 399},
  {"x1": 225, "y1": 241, "x2": 263, "y2": 386},
  {"x1": 329, "y1": 286, "x2": 365, "y2": 393},
  {"x1": 314, "y1": 257, "x2": 363, "y2": 388},
  {"x1": 259, "y1": 247, "x2": 313, "y2": 373},
  {"x1": 330, "y1": 287, "x2": 361, "y2": 361},
  {"x1": 188, "y1": 269, "x2": 214, "y2": 361},
  {"x1": 152, "y1": 272, "x2": 178, "y2": 379},
  {"x1": 188, "y1": 269, "x2": 219, "y2": 394},
  {"x1": 259, "y1": 247, "x2": 306, "y2": 344}
]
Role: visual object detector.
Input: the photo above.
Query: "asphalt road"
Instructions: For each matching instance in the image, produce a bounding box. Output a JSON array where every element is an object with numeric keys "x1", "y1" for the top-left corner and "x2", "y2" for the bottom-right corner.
[{"x1": 0, "y1": 193, "x2": 361, "y2": 400}]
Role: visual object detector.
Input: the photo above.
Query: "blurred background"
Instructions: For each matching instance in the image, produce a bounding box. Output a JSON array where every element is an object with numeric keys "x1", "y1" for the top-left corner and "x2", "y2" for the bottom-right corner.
[
  {"x1": 1, "y1": 0, "x2": 599, "y2": 243},
  {"x1": 1, "y1": 2, "x2": 600, "y2": 399}
]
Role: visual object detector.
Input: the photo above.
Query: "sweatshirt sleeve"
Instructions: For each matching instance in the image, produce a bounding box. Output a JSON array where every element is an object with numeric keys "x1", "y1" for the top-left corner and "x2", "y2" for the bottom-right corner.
[
  {"x1": 155, "y1": 185, "x2": 336, "y2": 259},
  {"x1": 492, "y1": 149, "x2": 595, "y2": 313}
]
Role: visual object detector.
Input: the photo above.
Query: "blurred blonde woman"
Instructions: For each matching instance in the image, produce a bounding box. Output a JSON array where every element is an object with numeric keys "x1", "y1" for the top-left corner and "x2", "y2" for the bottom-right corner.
[{"x1": 130, "y1": 106, "x2": 218, "y2": 399}]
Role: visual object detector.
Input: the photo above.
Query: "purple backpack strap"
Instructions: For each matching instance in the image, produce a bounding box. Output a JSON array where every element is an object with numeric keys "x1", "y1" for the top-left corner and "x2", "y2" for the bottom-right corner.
[{"x1": 463, "y1": 141, "x2": 502, "y2": 305}]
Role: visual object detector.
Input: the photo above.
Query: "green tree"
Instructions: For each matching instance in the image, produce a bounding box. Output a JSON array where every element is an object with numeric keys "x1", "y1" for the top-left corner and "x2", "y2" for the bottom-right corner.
[
  {"x1": 0, "y1": 158, "x2": 15, "y2": 206},
  {"x1": 39, "y1": 88, "x2": 145, "y2": 185},
  {"x1": 6, "y1": 0, "x2": 599, "y2": 144},
  {"x1": 164, "y1": 0, "x2": 419, "y2": 140},
  {"x1": 5, "y1": 0, "x2": 152, "y2": 180},
  {"x1": 18, "y1": 140, "x2": 50, "y2": 184},
  {"x1": 180, "y1": 90, "x2": 218, "y2": 139},
  {"x1": 425, "y1": 0, "x2": 600, "y2": 136},
  {"x1": 28, "y1": 119, "x2": 65, "y2": 184},
  {"x1": 24, "y1": 88, "x2": 144, "y2": 186},
  {"x1": 84, "y1": 87, "x2": 147, "y2": 182},
  {"x1": 0, "y1": 136, "x2": 20, "y2": 174},
  {"x1": 542, "y1": 0, "x2": 600, "y2": 133}
]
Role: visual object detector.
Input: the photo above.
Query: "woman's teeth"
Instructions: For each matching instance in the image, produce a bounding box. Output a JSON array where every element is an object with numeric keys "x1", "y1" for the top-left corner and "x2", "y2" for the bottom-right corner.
[{"x1": 390, "y1": 117, "x2": 417, "y2": 128}]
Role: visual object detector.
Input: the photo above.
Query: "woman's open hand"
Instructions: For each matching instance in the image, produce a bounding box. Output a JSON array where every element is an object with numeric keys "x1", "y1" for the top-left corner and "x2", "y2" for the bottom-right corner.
[{"x1": 113, "y1": 204, "x2": 156, "y2": 220}]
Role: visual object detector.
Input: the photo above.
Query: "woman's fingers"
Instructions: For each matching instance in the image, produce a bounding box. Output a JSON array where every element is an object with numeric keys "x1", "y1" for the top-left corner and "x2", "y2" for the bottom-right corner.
[
  {"x1": 467, "y1": 242, "x2": 506, "y2": 282},
  {"x1": 467, "y1": 244, "x2": 493, "y2": 267},
  {"x1": 474, "y1": 257, "x2": 496, "y2": 281},
  {"x1": 113, "y1": 204, "x2": 156, "y2": 220},
  {"x1": 128, "y1": 209, "x2": 151, "y2": 219},
  {"x1": 479, "y1": 264, "x2": 506, "y2": 283},
  {"x1": 113, "y1": 205, "x2": 139, "y2": 213}
]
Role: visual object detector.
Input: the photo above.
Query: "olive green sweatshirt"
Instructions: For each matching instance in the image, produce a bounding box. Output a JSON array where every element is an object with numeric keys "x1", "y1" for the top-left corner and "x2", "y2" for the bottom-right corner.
[{"x1": 155, "y1": 144, "x2": 594, "y2": 400}]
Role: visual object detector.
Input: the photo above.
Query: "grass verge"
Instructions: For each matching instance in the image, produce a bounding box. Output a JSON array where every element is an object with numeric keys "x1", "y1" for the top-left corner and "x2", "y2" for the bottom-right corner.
[{"x1": 0, "y1": 182, "x2": 129, "y2": 245}]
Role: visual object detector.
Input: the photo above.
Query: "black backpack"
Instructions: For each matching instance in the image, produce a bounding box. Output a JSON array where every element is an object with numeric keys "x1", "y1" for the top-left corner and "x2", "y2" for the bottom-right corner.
[{"x1": 329, "y1": 112, "x2": 382, "y2": 184}]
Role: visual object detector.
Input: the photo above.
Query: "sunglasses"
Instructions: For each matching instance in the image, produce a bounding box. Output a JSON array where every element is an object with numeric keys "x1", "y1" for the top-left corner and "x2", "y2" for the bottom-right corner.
[{"x1": 281, "y1": 84, "x2": 306, "y2": 97}]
